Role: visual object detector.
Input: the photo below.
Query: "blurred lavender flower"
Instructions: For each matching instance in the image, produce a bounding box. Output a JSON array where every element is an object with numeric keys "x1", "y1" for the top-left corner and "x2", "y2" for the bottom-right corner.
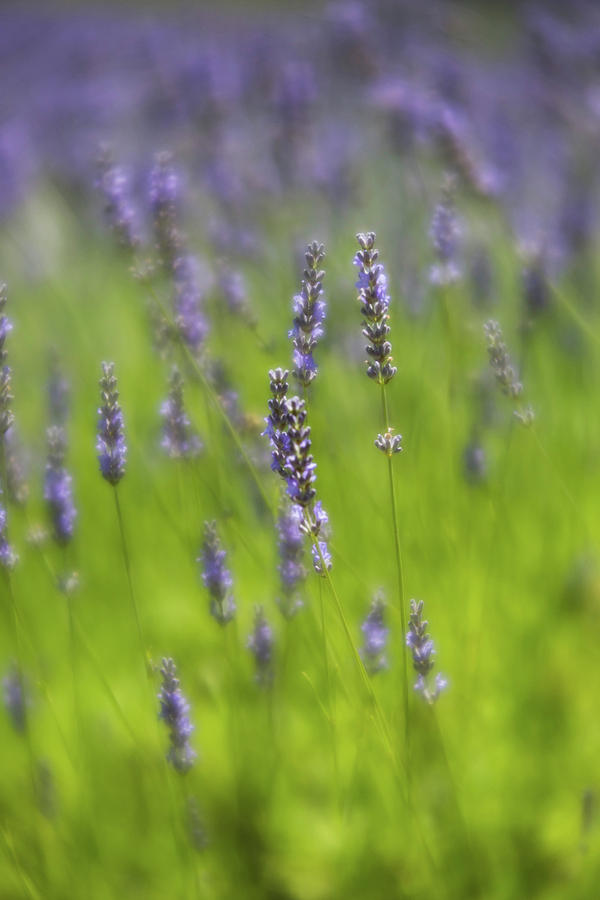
[
  {"x1": 3, "y1": 664, "x2": 27, "y2": 733},
  {"x1": 276, "y1": 499, "x2": 306, "y2": 618},
  {"x1": 0, "y1": 502, "x2": 17, "y2": 570},
  {"x1": 47, "y1": 353, "x2": 70, "y2": 427},
  {"x1": 160, "y1": 367, "x2": 202, "y2": 459},
  {"x1": 96, "y1": 150, "x2": 140, "y2": 252},
  {"x1": 264, "y1": 368, "x2": 290, "y2": 478},
  {"x1": 360, "y1": 594, "x2": 388, "y2": 675},
  {"x1": 97, "y1": 362, "x2": 127, "y2": 485},
  {"x1": 44, "y1": 426, "x2": 76, "y2": 545},
  {"x1": 247, "y1": 606, "x2": 274, "y2": 686},
  {"x1": 173, "y1": 255, "x2": 209, "y2": 357},
  {"x1": 483, "y1": 320, "x2": 522, "y2": 398},
  {"x1": 199, "y1": 521, "x2": 236, "y2": 625},
  {"x1": 158, "y1": 657, "x2": 196, "y2": 773},
  {"x1": 149, "y1": 152, "x2": 183, "y2": 272},
  {"x1": 429, "y1": 175, "x2": 462, "y2": 286},
  {"x1": 217, "y1": 263, "x2": 254, "y2": 324},
  {"x1": 289, "y1": 241, "x2": 326, "y2": 388},
  {"x1": 406, "y1": 599, "x2": 447, "y2": 704},
  {"x1": 0, "y1": 283, "x2": 14, "y2": 438},
  {"x1": 462, "y1": 440, "x2": 487, "y2": 484},
  {"x1": 4, "y1": 426, "x2": 28, "y2": 507},
  {"x1": 521, "y1": 250, "x2": 551, "y2": 319},
  {"x1": 354, "y1": 233, "x2": 397, "y2": 384}
]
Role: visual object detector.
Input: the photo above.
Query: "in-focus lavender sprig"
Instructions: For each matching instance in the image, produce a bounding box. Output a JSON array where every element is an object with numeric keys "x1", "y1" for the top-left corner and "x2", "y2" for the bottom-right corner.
[
  {"x1": 97, "y1": 362, "x2": 127, "y2": 486},
  {"x1": 158, "y1": 657, "x2": 196, "y2": 773},
  {"x1": 289, "y1": 241, "x2": 326, "y2": 388},
  {"x1": 264, "y1": 368, "x2": 291, "y2": 477},
  {"x1": 283, "y1": 396, "x2": 317, "y2": 508},
  {"x1": 360, "y1": 594, "x2": 389, "y2": 675},
  {"x1": 247, "y1": 606, "x2": 274, "y2": 686},
  {"x1": 199, "y1": 521, "x2": 236, "y2": 625},
  {"x1": 44, "y1": 426, "x2": 76, "y2": 545},
  {"x1": 354, "y1": 233, "x2": 396, "y2": 384},
  {"x1": 160, "y1": 367, "x2": 202, "y2": 460},
  {"x1": 406, "y1": 599, "x2": 447, "y2": 704}
]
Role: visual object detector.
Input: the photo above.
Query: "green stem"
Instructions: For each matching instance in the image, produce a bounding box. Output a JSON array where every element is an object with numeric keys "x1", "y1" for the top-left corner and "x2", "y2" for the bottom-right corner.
[{"x1": 113, "y1": 486, "x2": 148, "y2": 676}]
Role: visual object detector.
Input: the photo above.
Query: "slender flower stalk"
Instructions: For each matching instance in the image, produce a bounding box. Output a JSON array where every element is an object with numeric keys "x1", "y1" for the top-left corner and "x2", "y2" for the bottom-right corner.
[
  {"x1": 406, "y1": 599, "x2": 447, "y2": 705},
  {"x1": 160, "y1": 367, "x2": 202, "y2": 459},
  {"x1": 289, "y1": 241, "x2": 326, "y2": 388},
  {"x1": 158, "y1": 658, "x2": 196, "y2": 773},
  {"x1": 247, "y1": 606, "x2": 274, "y2": 686},
  {"x1": 97, "y1": 362, "x2": 127, "y2": 486},
  {"x1": 199, "y1": 521, "x2": 236, "y2": 625},
  {"x1": 360, "y1": 594, "x2": 389, "y2": 675}
]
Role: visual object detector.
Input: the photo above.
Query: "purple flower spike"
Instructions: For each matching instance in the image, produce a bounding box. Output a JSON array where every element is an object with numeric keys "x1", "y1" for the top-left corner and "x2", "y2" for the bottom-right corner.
[
  {"x1": 198, "y1": 521, "x2": 236, "y2": 625},
  {"x1": 96, "y1": 151, "x2": 140, "y2": 252},
  {"x1": 247, "y1": 606, "x2": 274, "y2": 686},
  {"x1": 276, "y1": 500, "x2": 306, "y2": 619},
  {"x1": 3, "y1": 664, "x2": 27, "y2": 733},
  {"x1": 158, "y1": 657, "x2": 196, "y2": 773},
  {"x1": 289, "y1": 241, "x2": 326, "y2": 388},
  {"x1": 284, "y1": 397, "x2": 317, "y2": 508},
  {"x1": 44, "y1": 426, "x2": 76, "y2": 545},
  {"x1": 311, "y1": 540, "x2": 332, "y2": 577},
  {"x1": 160, "y1": 367, "x2": 202, "y2": 460},
  {"x1": 354, "y1": 233, "x2": 397, "y2": 384},
  {"x1": 429, "y1": 175, "x2": 462, "y2": 286},
  {"x1": 360, "y1": 594, "x2": 389, "y2": 675},
  {"x1": 406, "y1": 599, "x2": 446, "y2": 704},
  {"x1": 149, "y1": 152, "x2": 183, "y2": 272},
  {"x1": 0, "y1": 284, "x2": 14, "y2": 437},
  {"x1": 97, "y1": 362, "x2": 127, "y2": 486}
]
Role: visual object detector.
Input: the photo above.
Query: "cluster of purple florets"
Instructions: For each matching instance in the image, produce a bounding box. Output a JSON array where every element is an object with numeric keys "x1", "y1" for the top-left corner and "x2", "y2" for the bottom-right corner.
[
  {"x1": 97, "y1": 362, "x2": 127, "y2": 486},
  {"x1": 158, "y1": 657, "x2": 196, "y2": 773}
]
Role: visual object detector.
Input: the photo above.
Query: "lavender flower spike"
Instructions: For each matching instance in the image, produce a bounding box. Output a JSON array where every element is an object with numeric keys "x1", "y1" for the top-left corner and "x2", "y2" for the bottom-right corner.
[
  {"x1": 0, "y1": 501, "x2": 17, "y2": 569},
  {"x1": 283, "y1": 396, "x2": 317, "y2": 507},
  {"x1": 406, "y1": 599, "x2": 447, "y2": 704},
  {"x1": 0, "y1": 283, "x2": 15, "y2": 437},
  {"x1": 264, "y1": 368, "x2": 291, "y2": 478},
  {"x1": 311, "y1": 540, "x2": 332, "y2": 577},
  {"x1": 429, "y1": 175, "x2": 462, "y2": 286},
  {"x1": 360, "y1": 594, "x2": 389, "y2": 675},
  {"x1": 199, "y1": 521, "x2": 236, "y2": 625},
  {"x1": 158, "y1": 657, "x2": 196, "y2": 773},
  {"x1": 149, "y1": 152, "x2": 183, "y2": 272},
  {"x1": 483, "y1": 320, "x2": 522, "y2": 398},
  {"x1": 44, "y1": 426, "x2": 76, "y2": 545},
  {"x1": 289, "y1": 241, "x2": 326, "y2": 388},
  {"x1": 96, "y1": 150, "x2": 140, "y2": 252},
  {"x1": 247, "y1": 606, "x2": 274, "y2": 686},
  {"x1": 276, "y1": 499, "x2": 306, "y2": 618},
  {"x1": 3, "y1": 664, "x2": 27, "y2": 732},
  {"x1": 97, "y1": 362, "x2": 127, "y2": 485},
  {"x1": 160, "y1": 367, "x2": 202, "y2": 459},
  {"x1": 354, "y1": 233, "x2": 396, "y2": 384}
]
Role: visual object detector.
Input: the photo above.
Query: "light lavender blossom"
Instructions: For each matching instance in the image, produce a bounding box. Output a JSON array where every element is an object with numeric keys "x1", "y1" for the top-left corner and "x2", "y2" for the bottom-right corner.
[
  {"x1": 429, "y1": 176, "x2": 462, "y2": 286},
  {"x1": 96, "y1": 151, "x2": 140, "y2": 251},
  {"x1": 149, "y1": 152, "x2": 183, "y2": 272},
  {"x1": 5, "y1": 425, "x2": 28, "y2": 507},
  {"x1": 311, "y1": 540, "x2": 332, "y2": 577},
  {"x1": 289, "y1": 241, "x2": 326, "y2": 388},
  {"x1": 247, "y1": 606, "x2": 274, "y2": 686},
  {"x1": 97, "y1": 362, "x2": 127, "y2": 486},
  {"x1": 0, "y1": 283, "x2": 14, "y2": 438},
  {"x1": 172, "y1": 255, "x2": 209, "y2": 357},
  {"x1": 160, "y1": 367, "x2": 202, "y2": 459},
  {"x1": 158, "y1": 657, "x2": 196, "y2": 773},
  {"x1": 276, "y1": 499, "x2": 306, "y2": 618},
  {"x1": 406, "y1": 599, "x2": 447, "y2": 704},
  {"x1": 360, "y1": 594, "x2": 388, "y2": 675},
  {"x1": 199, "y1": 521, "x2": 236, "y2": 625},
  {"x1": 3, "y1": 664, "x2": 27, "y2": 732},
  {"x1": 44, "y1": 426, "x2": 76, "y2": 545},
  {"x1": 0, "y1": 501, "x2": 17, "y2": 569}
]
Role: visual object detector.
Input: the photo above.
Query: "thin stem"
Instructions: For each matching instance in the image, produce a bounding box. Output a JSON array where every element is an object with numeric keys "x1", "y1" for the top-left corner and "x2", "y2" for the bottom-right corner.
[
  {"x1": 113, "y1": 486, "x2": 148, "y2": 676},
  {"x1": 380, "y1": 383, "x2": 410, "y2": 751},
  {"x1": 319, "y1": 577, "x2": 339, "y2": 796}
]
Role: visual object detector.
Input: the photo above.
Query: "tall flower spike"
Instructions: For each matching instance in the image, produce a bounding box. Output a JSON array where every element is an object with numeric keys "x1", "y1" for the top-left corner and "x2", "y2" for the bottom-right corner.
[
  {"x1": 97, "y1": 362, "x2": 127, "y2": 485},
  {"x1": 354, "y1": 233, "x2": 396, "y2": 384},
  {"x1": 429, "y1": 174, "x2": 461, "y2": 286},
  {"x1": 360, "y1": 594, "x2": 389, "y2": 675},
  {"x1": 160, "y1": 367, "x2": 202, "y2": 459},
  {"x1": 149, "y1": 152, "x2": 183, "y2": 273},
  {"x1": 276, "y1": 499, "x2": 306, "y2": 618},
  {"x1": 264, "y1": 368, "x2": 291, "y2": 477},
  {"x1": 289, "y1": 241, "x2": 326, "y2": 388},
  {"x1": 483, "y1": 320, "x2": 522, "y2": 398},
  {"x1": 158, "y1": 658, "x2": 196, "y2": 773},
  {"x1": 199, "y1": 521, "x2": 236, "y2": 625},
  {"x1": 96, "y1": 151, "x2": 140, "y2": 252},
  {"x1": 283, "y1": 396, "x2": 317, "y2": 507},
  {"x1": 44, "y1": 425, "x2": 76, "y2": 545},
  {"x1": 247, "y1": 606, "x2": 274, "y2": 686},
  {"x1": 406, "y1": 599, "x2": 447, "y2": 704},
  {"x1": 0, "y1": 283, "x2": 14, "y2": 438}
]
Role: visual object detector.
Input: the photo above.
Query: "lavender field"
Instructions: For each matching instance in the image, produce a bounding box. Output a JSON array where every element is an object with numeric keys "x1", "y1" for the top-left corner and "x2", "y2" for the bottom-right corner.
[{"x1": 1, "y1": 2, "x2": 600, "y2": 898}]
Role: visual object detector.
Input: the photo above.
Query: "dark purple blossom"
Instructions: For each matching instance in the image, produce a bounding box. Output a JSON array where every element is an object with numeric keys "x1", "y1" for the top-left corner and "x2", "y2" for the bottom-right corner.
[
  {"x1": 247, "y1": 606, "x2": 274, "y2": 686},
  {"x1": 354, "y1": 233, "x2": 397, "y2": 384},
  {"x1": 289, "y1": 241, "x2": 326, "y2": 388},
  {"x1": 199, "y1": 520, "x2": 236, "y2": 625},
  {"x1": 264, "y1": 368, "x2": 291, "y2": 477},
  {"x1": 160, "y1": 367, "x2": 202, "y2": 459},
  {"x1": 97, "y1": 362, "x2": 127, "y2": 486},
  {"x1": 360, "y1": 595, "x2": 388, "y2": 675},
  {"x1": 44, "y1": 426, "x2": 76, "y2": 545},
  {"x1": 158, "y1": 657, "x2": 196, "y2": 773},
  {"x1": 283, "y1": 396, "x2": 316, "y2": 507},
  {"x1": 406, "y1": 599, "x2": 447, "y2": 704}
]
